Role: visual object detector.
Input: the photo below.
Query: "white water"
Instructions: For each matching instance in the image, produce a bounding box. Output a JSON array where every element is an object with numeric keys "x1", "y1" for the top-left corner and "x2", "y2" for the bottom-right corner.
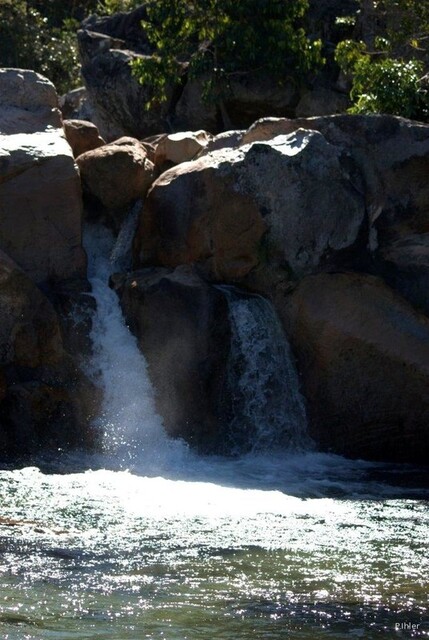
[
  {"x1": 110, "y1": 199, "x2": 141, "y2": 272},
  {"x1": 222, "y1": 287, "x2": 311, "y2": 454},
  {"x1": 83, "y1": 224, "x2": 189, "y2": 471}
]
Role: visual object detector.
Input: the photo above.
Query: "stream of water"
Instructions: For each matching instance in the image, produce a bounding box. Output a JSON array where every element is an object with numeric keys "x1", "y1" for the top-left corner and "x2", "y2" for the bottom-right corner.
[{"x1": 0, "y1": 224, "x2": 427, "y2": 639}]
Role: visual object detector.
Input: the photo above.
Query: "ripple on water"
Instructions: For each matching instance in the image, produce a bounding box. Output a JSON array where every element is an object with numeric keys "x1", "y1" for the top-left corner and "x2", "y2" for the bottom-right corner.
[{"x1": 0, "y1": 457, "x2": 427, "y2": 639}]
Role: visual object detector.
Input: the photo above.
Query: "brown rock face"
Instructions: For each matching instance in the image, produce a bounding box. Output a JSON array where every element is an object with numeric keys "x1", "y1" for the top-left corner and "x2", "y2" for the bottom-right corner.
[
  {"x1": 279, "y1": 272, "x2": 429, "y2": 463},
  {"x1": 63, "y1": 119, "x2": 105, "y2": 158},
  {"x1": 0, "y1": 69, "x2": 87, "y2": 286},
  {"x1": 77, "y1": 136, "x2": 155, "y2": 229},
  {"x1": 135, "y1": 154, "x2": 267, "y2": 281},
  {"x1": 114, "y1": 266, "x2": 231, "y2": 452},
  {"x1": 0, "y1": 251, "x2": 96, "y2": 456},
  {"x1": 135, "y1": 129, "x2": 365, "y2": 283},
  {"x1": 0, "y1": 250, "x2": 64, "y2": 369}
]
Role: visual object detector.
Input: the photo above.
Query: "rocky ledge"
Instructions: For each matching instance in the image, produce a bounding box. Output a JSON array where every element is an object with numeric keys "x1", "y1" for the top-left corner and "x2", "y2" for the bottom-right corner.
[{"x1": 1, "y1": 67, "x2": 429, "y2": 464}]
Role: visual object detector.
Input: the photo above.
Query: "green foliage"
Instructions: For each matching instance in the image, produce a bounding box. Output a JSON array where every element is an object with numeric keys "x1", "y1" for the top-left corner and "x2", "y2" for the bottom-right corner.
[
  {"x1": 370, "y1": 0, "x2": 429, "y2": 60},
  {"x1": 97, "y1": 0, "x2": 141, "y2": 14},
  {"x1": 130, "y1": 0, "x2": 324, "y2": 110},
  {"x1": 0, "y1": 0, "x2": 99, "y2": 94},
  {"x1": 335, "y1": 0, "x2": 429, "y2": 121}
]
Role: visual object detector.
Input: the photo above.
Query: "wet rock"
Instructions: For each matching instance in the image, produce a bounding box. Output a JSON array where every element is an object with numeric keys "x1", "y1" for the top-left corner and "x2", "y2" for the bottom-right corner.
[
  {"x1": 279, "y1": 272, "x2": 429, "y2": 463},
  {"x1": 0, "y1": 251, "x2": 97, "y2": 457},
  {"x1": 114, "y1": 266, "x2": 230, "y2": 451},
  {"x1": 378, "y1": 234, "x2": 429, "y2": 316}
]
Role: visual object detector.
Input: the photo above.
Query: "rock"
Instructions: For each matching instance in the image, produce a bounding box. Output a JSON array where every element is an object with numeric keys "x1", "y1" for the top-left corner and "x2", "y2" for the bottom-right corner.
[
  {"x1": 295, "y1": 87, "x2": 349, "y2": 117},
  {"x1": 59, "y1": 86, "x2": 92, "y2": 121},
  {"x1": 174, "y1": 77, "x2": 218, "y2": 133},
  {"x1": 153, "y1": 130, "x2": 212, "y2": 169},
  {"x1": 77, "y1": 136, "x2": 155, "y2": 229},
  {"x1": 114, "y1": 266, "x2": 231, "y2": 451},
  {"x1": 279, "y1": 272, "x2": 429, "y2": 463},
  {"x1": 224, "y1": 72, "x2": 299, "y2": 128},
  {"x1": 197, "y1": 130, "x2": 244, "y2": 157},
  {"x1": 0, "y1": 68, "x2": 61, "y2": 134},
  {"x1": 0, "y1": 250, "x2": 64, "y2": 369},
  {"x1": 0, "y1": 69, "x2": 86, "y2": 286},
  {"x1": 378, "y1": 234, "x2": 429, "y2": 316},
  {"x1": 241, "y1": 114, "x2": 429, "y2": 249},
  {"x1": 63, "y1": 119, "x2": 105, "y2": 158},
  {"x1": 77, "y1": 21, "x2": 170, "y2": 140},
  {"x1": 135, "y1": 151, "x2": 266, "y2": 281},
  {"x1": 0, "y1": 251, "x2": 96, "y2": 457},
  {"x1": 135, "y1": 129, "x2": 365, "y2": 283}
]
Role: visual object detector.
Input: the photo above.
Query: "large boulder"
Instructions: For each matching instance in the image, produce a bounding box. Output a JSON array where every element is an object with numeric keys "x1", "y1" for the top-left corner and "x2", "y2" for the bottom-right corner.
[
  {"x1": 77, "y1": 136, "x2": 154, "y2": 230},
  {"x1": 134, "y1": 128, "x2": 365, "y2": 284},
  {"x1": 113, "y1": 266, "x2": 231, "y2": 452},
  {"x1": 241, "y1": 114, "x2": 429, "y2": 248},
  {"x1": 0, "y1": 251, "x2": 95, "y2": 457},
  {"x1": 279, "y1": 272, "x2": 429, "y2": 463},
  {"x1": 0, "y1": 68, "x2": 62, "y2": 134},
  {"x1": 0, "y1": 69, "x2": 87, "y2": 286}
]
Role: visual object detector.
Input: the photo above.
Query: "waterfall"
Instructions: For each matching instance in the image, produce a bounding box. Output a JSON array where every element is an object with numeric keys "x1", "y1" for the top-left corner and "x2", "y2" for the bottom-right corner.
[
  {"x1": 83, "y1": 223, "x2": 186, "y2": 468},
  {"x1": 221, "y1": 287, "x2": 311, "y2": 454},
  {"x1": 110, "y1": 199, "x2": 141, "y2": 272},
  {"x1": 83, "y1": 209, "x2": 310, "y2": 467}
]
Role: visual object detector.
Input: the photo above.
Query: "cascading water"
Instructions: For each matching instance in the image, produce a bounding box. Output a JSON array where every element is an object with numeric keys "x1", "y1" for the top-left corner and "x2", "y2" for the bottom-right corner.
[
  {"x1": 221, "y1": 287, "x2": 311, "y2": 454},
  {"x1": 109, "y1": 199, "x2": 141, "y2": 272},
  {"x1": 83, "y1": 222, "x2": 187, "y2": 469},
  {"x1": 1, "y1": 223, "x2": 427, "y2": 640}
]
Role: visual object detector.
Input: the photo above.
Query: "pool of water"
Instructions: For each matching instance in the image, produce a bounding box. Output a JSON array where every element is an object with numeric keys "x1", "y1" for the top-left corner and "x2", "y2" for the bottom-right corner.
[{"x1": 0, "y1": 451, "x2": 427, "y2": 640}]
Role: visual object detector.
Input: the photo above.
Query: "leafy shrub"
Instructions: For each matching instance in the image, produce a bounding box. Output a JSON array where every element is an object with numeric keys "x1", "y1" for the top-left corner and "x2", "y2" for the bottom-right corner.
[
  {"x1": 0, "y1": 0, "x2": 98, "y2": 94},
  {"x1": 130, "y1": 0, "x2": 324, "y2": 110},
  {"x1": 335, "y1": 39, "x2": 428, "y2": 120}
]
